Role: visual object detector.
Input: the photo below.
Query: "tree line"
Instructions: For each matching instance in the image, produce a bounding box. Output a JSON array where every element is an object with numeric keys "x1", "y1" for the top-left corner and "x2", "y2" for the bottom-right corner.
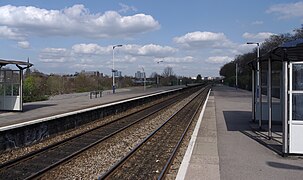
[
  {"x1": 220, "y1": 25, "x2": 303, "y2": 90},
  {"x1": 23, "y1": 67, "x2": 203, "y2": 102}
]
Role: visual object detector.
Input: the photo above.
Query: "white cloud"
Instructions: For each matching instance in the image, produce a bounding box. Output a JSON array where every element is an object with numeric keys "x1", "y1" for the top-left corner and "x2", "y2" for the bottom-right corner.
[
  {"x1": 206, "y1": 56, "x2": 233, "y2": 64},
  {"x1": 0, "y1": 4, "x2": 160, "y2": 40},
  {"x1": 137, "y1": 44, "x2": 177, "y2": 57},
  {"x1": 119, "y1": 3, "x2": 137, "y2": 13},
  {"x1": 242, "y1": 32, "x2": 275, "y2": 41},
  {"x1": 173, "y1": 31, "x2": 234, "y2": 49},
  {"x1": 39, "y1": 48, "x2": 70, "y2": 62},
  {"x1": 72, "y1": 44, "x2": 111, "y2": 55},
  {"x1": 251, "y1": 20, "x2": 263, "y2": 25},
  {"x1": 115, "y1": 55, "x2": 137, "y2": 63},
  {"x1": 266, "y1": 2, "x2": 303, "y2": 19},
  {"x1": 0, "y1": 26, "x2": 25, "y2": 40},
  {"x1": 73, "y1": 63, "x2": 103, "y2": 70},
  {"x1": 39, "y1": 43, "x2": 177, "y2": 66},
  {"x1": 160, "y1": 56, "x2": 194, "y2": 63},
  {"x1": 70, "y1": 43, "x2": 177, "y2": 58},
  {"x1": 17, "y1": 41, "x2": 30, "y2": 49},
  {"x1": 124, "y1": 55, "x2": 137, "y2": 62},
  {"x1": 122, "y1": 44, "x2": 177, "y2": 57},
  {"x1": 231, "y1": 44, "x2": 256, "y2": 55},
  {"x1": 174, "y1": 31, "x2": 224, "y2": 43},
  {"x1": 37, "y1": 40, "x2": 245, "y2": 76}
]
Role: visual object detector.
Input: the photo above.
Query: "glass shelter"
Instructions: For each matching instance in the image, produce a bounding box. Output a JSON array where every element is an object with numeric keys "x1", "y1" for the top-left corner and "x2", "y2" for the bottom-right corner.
[
  {"x1": 0, "y1": 59, "x2": 32, "y2": 111},
  {"x1": 250, "y1": 39, "x2": 303, "y2": 155}
]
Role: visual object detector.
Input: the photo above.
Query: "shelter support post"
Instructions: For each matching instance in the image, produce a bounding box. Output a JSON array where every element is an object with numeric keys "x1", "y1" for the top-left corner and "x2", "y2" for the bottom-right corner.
[
  {"x1": 282, "y1": 60, "x2": 288, "y2": 154},
  {"x1": 20, "y1": 69, "x2": 23, "y2": 111},
  {"x1": 268, "y1": 57, "x2": 272, "y2": 139},
  {"x1": 252, "y1": 70, "x2": 255, "y2": 121},
  {"x1": 258, "y1": 61, "x2": 262, "y2": 129}
]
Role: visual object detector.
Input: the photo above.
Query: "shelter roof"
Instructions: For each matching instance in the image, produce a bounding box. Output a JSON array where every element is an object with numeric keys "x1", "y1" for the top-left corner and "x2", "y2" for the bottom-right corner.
[
  {"x1": 0, "y1": 59, "x2": 33, "y2": 70},
  {"x1": 261, "y1": 38, "x2": 303, "y2": 61},
  {"x1": 248, "y1": 39, "x2": 303, "y2": 69}
]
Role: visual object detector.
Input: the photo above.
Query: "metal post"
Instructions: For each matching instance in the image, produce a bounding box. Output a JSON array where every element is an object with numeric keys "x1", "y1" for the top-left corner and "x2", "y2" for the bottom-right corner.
[
  {"x1": 257, "y1": 43, "x2": 262, "y2": 129},
  {"x1": 247, "y1": 42, "x2": 261, "y2": 124},
  {"x1": 268, "y1": 57, "x2": 272, "y2": 139},
  {"x1": 20, "y1": 69, "x2": 23, "y2": 111},
  {"x1": 156, "y1": 60, "x2": 163, "y2": 87},
  {"x1": 142, "y1": 67, "x2": 146, "y2": 91},
  {"x1": 236, "y1": 62, "x2": 238, "y2": 90},
  {"x1": 112, "y1": 45, "x2": 122, "y2": 94},
  {"x1": 282, "y1": 56, "x2": 288, "y2": 154},
  {"x1": 252, "y1": 70, "x2": 255, "y2": 121},
  {"x1": 144, "y1": 75, "x2": 146, "y2": 91},
  {"x1": 112, "y1": 46, "x2": 115, "y2": 94}
]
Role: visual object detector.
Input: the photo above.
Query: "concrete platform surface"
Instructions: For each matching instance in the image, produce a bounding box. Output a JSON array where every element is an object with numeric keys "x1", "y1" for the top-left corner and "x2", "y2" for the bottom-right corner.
[
  {"x1": 179, "y1": 85, "x2": 303, "y2": 180},
  {"x1": 0, "y1": 86, "x2": 184, "y2": 128}
]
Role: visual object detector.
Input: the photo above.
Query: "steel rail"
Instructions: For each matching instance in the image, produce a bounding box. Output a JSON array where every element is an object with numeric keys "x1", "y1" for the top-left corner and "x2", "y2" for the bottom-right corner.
[
  {"x1": 0, "y1": 92, "x2": 179, "y2": 169},
  {"x1": 99, "y1": 86, "x2": 209, "y2": 180},
  {"x1": 0, "y1": 86, "x2": 199, "y2": 179},
  {"x1": 158, "y1": 86, "x2": 210, "y2": 179},
  {"x1": 26, "y1": 93, "x2": 185, "y2": 179}
]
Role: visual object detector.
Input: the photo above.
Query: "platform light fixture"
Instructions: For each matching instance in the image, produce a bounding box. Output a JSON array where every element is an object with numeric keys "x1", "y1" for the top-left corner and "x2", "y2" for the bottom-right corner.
[{"x1": 112, "y1": 44, "x2": 123, "y2": 94}]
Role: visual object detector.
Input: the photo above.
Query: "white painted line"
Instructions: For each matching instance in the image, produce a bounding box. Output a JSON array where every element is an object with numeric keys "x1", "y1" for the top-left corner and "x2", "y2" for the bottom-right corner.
[
  {"x1": 175, "y1": 89, "x2": 211, "y2": 180},
  {"x1": 0, "y1": 88, "x2": 182, "y2": 132}
]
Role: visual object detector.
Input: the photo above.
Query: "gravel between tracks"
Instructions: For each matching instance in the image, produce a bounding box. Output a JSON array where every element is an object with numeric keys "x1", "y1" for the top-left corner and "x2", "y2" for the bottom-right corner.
[
  {"x1": 165, "y1": 94, "x2": 205, "y2": 179},
  {"x1": 40, "y1": 91, "x2": 200, "y2": 179},
  {"x1": 0, "y1": 96, "x2": 170, "y2": 164}
]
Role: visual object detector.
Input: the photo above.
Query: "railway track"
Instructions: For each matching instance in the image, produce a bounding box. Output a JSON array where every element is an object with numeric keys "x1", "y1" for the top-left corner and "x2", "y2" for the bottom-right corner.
[
  {"x1": 0, "y1": 86, "x2": 202, "y2": 179},
  {"x1": 99, "y1": 85, "x2": 210, "y2": 179}
]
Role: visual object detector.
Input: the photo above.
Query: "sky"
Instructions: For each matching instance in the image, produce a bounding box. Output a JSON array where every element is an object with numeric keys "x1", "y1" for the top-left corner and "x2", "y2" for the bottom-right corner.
[{"x1": 0, "y1": 0, "x2": 302, "y2": 77}]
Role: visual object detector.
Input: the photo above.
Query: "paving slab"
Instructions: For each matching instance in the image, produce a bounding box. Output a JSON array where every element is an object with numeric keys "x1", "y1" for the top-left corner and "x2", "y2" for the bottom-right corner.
[
  {"x1": 176, "y1": 93, "x2": 220, "y2": 180},
  {"x1": 185, "y1": 164, "x2": 220, "y2": 180},
  {"x1": 178, "y1": 85, "x2": 303, "y2": 180},
  {"x1": 214, "y1": 85, "x2": 303, "y2": 180}
]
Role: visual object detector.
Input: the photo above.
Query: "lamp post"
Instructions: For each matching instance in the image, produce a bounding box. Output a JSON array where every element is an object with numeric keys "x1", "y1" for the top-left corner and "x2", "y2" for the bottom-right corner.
[
  {"x1": 141, "y1": 67, "x2": 146, "y2": 91},
  {"x1": 235, "y1": 62, "x2": 238, "y2": 90},
  {"x1": 112, "y1": 44, "x2": 122, "y2": 94},
  {"x1": 247, "y1": 42, "x2": 261, "y2": 128},
  {"x1": 156, "y1": 60, "x2": 163, "y2": 87}
]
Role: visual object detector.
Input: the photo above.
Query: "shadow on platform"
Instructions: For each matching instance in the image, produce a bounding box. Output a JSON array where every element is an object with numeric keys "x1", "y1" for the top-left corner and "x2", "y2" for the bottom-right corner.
[
  {"x1": 22, "y1": 104, "x2": 57, "y2": 112},
  {"x1": 241, "y1": 123, "x2": 283, "y2": 156},
  {"x1": 223, "y1": 110, "x2": 284, "y2": 156},
  {"x1": 267, "y1": 161, "x2": 303, "y2": 170},
  {"x1": 223, "y1": 111, "x2": 252, "y2": 131}
]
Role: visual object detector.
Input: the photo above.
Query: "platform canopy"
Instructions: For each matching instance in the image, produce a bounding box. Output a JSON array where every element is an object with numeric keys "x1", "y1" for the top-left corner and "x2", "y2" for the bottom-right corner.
[
  {"x1": 0, "y1": 59, "x2": 33, "y2": 69},
  {"x1": 263, "y1": 38, "x2": 303, "y2": 61}
]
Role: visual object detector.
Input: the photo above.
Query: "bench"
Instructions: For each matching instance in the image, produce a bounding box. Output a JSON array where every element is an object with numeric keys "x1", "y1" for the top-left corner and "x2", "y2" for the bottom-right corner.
[{"x1": 89, "y1": 91, "x2": 103, "y2": 99}]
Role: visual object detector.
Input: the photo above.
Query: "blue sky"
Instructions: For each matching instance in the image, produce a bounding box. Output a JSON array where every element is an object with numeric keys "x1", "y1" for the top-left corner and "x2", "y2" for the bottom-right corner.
[{"x1": 0, "y1": 0, "x2": 302, "y2": 77}]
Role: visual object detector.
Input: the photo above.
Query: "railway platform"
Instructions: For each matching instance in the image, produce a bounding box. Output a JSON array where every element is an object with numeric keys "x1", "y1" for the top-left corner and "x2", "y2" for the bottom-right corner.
[
  {"x1": 0, "y1": 86, "x2": 184, "y2": 129},
  {"x1": 178, "y1": 85, "x2": 303, "y2": 180}
]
